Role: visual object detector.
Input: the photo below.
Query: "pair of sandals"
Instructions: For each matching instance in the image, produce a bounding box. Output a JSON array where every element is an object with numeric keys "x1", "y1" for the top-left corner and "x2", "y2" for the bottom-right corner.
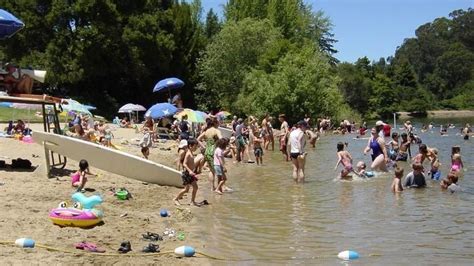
[{"x1": 142, "y1": 232, "x2": 163, "y2": 241}]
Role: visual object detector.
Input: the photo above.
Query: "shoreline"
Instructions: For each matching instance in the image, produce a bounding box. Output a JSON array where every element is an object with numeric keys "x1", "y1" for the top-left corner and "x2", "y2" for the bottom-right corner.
[{"x1": 397, "y1": 110, "x2": 474, "y2": 119}]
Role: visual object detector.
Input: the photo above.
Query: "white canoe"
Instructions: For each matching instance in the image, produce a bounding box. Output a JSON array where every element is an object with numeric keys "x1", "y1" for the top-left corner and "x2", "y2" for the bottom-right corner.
[{"x1": 33, "y1": 131, "x2": 183, "y2": 187}]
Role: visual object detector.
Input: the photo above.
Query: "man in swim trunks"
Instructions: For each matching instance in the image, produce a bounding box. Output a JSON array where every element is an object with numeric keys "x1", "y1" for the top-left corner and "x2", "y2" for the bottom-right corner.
[{"x1": 289, "y1": 121, "x2": 308, "y2": 183}]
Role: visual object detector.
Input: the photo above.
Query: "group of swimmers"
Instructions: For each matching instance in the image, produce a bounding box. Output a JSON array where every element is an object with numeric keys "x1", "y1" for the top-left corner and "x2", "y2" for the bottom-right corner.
[{"x1": 333, "y1": 118, "x2": 467, "y2": 195}]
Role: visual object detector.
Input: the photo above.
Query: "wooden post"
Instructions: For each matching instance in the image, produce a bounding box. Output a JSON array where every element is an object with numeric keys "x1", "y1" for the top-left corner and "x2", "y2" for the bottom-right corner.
[{"x1": 43, "y1": 142, "x2": 51, "y2": 178}]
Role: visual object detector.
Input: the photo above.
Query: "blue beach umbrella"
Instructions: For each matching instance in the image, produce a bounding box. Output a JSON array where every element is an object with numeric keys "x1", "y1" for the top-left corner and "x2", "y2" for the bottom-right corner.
[
  {"x1": 145, "y1": 103, "x2": 178, "y2": 119},
  {"x1": 0, "y1": 9, "x2": 25, "y2": 40},
  {"x1": 153, "y1": 77, "x2": 185, "y2": 93}
]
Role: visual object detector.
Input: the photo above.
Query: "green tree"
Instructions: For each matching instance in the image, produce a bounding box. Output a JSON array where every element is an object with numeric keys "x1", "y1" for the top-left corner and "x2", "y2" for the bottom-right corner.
[
  {"x1": 337, "y1": 62, "x2": 372, "y2": 116},
  {"x1": 204, "y1": 8, "x2": 221, "y2": 40},
  {"x1": 196, "y1": 18, "x2": 283, "y2": 110},
  {"x1": 368, "y1": 74, "x2": 397, "y2": 118},
  {"x1": 0, "y1": 0, "x2": 206, "y2": 116},
  {"x1": 236, "y1": 44, "x2": 348, "y2": 123}
]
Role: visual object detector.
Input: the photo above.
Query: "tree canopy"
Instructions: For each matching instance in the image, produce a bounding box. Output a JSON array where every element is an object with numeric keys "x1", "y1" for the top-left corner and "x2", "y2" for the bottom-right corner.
[
  {"x1": 337, "y1": 8, "x2": 474, "y2": 119},
  {"x1": 0, "y1": 1, "x2": 472, "y2": 121}
]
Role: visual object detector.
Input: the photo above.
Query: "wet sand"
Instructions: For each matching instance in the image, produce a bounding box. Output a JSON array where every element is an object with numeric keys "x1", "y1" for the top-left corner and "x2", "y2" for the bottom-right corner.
[{"x1": 0, "y1": 123, "x2": 211, "y2": 264}]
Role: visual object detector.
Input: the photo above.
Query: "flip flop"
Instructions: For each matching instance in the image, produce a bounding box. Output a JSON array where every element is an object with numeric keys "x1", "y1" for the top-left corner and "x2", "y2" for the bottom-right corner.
[
  {"x1": 142, "y1": 232, "x2": 163, "y2": 241},
  {"x1": 74, "y1": 242, "x2": 105, "y2": 253},
  {"x1": 142, "y1": 243, "x2": 160, "y2": 253}
]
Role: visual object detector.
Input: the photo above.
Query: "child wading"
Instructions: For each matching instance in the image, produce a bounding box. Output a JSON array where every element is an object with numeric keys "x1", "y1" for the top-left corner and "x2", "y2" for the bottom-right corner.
[
  {"x1": 391, "y1": 167, "x2": 404, "y2": 193},
  {"x1": 214, "y1": 138, "x2": 229, "y2": 194},
  {"x1": 174, "y1": 139, "x2": 201, "y2": 206},
  {"x1": 253, "y1": 130, "x2": 264, "y2": 165},
  {"x1": 334, "y1": 142, "x2": 353, "y2": 179}
]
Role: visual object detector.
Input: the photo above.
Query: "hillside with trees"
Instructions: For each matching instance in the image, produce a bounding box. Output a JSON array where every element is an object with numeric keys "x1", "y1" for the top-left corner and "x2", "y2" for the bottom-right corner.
[
  {"x1": 0, "y1": 1, "x2": 472, "y2": 121},
  {"x1": 338, "y1": 8, "x2": 474, "y2": 119}
]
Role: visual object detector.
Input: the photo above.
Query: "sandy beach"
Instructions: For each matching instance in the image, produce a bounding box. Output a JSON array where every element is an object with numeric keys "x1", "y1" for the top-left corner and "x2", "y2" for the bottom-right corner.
[{"x1": 0, "y1": 123, "x2": 212, "y2": 265}]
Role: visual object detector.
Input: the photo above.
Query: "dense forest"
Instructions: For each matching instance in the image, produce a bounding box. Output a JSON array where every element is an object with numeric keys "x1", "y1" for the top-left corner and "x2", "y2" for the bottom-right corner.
[
  {"x1": 338, "y1": 8, "x2": 474, "y2": 119},
  {"x1": 0, "y1": 0, "x2": 472, "y2": 122}
]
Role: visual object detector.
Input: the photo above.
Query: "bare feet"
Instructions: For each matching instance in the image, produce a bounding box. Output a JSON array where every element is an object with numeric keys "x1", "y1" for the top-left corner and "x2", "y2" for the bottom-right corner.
[
  {"x1": 190, "y1": 201, "x2": 201, "y2": 207},
  {"x1": 214, "y1": 189, "x2": 223, "y2": 195},
  {"x1": 174, "y1": 199, "x2": 181, "y2": 206}
]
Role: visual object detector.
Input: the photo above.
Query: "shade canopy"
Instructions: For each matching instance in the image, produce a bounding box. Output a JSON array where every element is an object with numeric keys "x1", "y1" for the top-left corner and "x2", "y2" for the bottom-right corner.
[
  {"x1": 145, "y1": 103, "x2": 178, "y2": 119},
  {"x1": 0, "y1": 9, "x2": 25, "y2": 40},
  {"x1": 153, "y1": 77, "x2": 184, "y2": 93}
]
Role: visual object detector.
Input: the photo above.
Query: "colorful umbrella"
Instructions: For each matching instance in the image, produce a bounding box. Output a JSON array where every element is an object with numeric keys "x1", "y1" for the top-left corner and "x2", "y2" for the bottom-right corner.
[
  {"x1": 153, "y1": 77, "x2": 185, "y2": 93},
  {"x1": 175, "y1": 108, "x2": 208, "y2": 123},
  {"x1": 61, "y1": 99, "x2": 92, "y2": 116},
  {"x1": 145, "y1": 103, "x2": 178, "y2": 119},
  {"x1": 216, "y1": 111, "x2": 231, "y2": 118},
  {"x1": 0, "y1": 9, "x2": 24, "y2": 40}
]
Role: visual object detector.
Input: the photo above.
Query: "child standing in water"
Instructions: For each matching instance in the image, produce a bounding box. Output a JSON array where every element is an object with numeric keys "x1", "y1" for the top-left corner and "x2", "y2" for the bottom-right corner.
[
  {"x1": 429, "y1": 148, "x2": 441, "y2": 180},
  {"x1": 391, "y1": 167, "x2": 404, "y2": 193},
  {"x1": 253, "y1": 130, "x2": 264, "y2": 165},
  {"x1": 450, "y1": 146, "x2": 464, "y2": 173},
  {"x1": 388, "y1": 132, "x2": 399, "y2": 160},
  {"x1": 71, "y1": 159, "x2": 97, "y2": 192},
  {"x1": 174, "y1": 139, "x2": 200, "y2": 206},
  {"x1": 335, "y1": 142, "x2": 353, "y2": 179},
  {"x1": 214, "y1": 138, "x2": 229, "y2": 194}
]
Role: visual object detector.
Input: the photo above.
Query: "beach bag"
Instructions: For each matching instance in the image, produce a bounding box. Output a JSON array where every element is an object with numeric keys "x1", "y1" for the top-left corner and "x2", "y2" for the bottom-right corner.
[{"x1": 11, "y1": 158, "x2": 32, "y2": 169}]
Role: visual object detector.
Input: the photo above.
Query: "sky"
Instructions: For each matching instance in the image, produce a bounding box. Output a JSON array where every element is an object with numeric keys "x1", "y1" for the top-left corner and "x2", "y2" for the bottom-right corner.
[{"x1": 200, "y1": 0, "x2": 473, "y2": 63}]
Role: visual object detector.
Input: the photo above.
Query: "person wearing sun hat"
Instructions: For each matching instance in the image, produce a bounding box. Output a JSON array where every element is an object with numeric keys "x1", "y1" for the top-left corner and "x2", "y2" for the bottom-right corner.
[{"x1": 375, "y1": 120, "x2": 391, "y2": 138}]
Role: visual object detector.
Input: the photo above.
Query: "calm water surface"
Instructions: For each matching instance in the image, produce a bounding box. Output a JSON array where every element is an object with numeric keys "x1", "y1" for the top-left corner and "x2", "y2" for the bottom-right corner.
[{"x1": 190, "y1": 119, "x2": 474, "y2": 265}]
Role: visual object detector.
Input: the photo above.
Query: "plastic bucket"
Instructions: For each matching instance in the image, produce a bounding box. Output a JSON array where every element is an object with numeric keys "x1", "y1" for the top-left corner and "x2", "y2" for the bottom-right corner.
[{"x1": 116, "y1": 190, "x2": 128, "y2": 200}]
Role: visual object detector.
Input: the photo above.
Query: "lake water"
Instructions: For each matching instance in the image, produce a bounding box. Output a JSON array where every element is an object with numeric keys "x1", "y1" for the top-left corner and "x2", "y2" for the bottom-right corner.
[{"x1": 190, "y1": 119, "x2": 474, "y2": 265}]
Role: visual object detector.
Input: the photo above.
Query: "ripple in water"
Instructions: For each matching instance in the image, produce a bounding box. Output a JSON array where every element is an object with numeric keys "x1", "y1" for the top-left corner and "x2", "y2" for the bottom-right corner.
[{"x1": 190, "y1": 123, "x2": 474, "y2": 264}]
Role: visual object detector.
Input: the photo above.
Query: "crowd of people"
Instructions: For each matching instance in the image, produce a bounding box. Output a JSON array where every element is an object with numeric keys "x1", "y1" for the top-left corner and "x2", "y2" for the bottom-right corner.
[{"x1": 66, "y1": 107, "x2": 471, "y2": 205}]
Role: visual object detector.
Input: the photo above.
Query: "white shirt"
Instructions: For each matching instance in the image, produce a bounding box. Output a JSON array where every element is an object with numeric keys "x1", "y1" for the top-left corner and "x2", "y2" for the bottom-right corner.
[{"x1": 289, "y1": 128, "x2": 305, "y2": 153}]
